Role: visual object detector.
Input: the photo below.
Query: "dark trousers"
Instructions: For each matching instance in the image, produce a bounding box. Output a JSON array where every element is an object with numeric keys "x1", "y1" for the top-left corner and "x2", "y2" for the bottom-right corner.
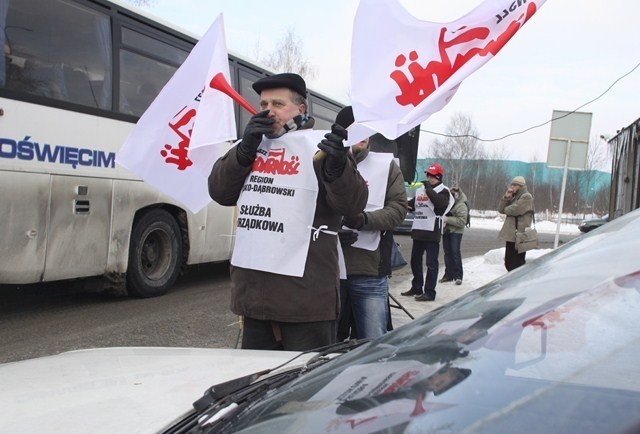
[
  {"x1": 410, "y1": 239, "x2": 440, "y2": 298},
  {"x1": 505, "y1": 241, "x2": 526, "y2": 271},
  {"x1": 442, "y1": 232, "x2": 464, "y2": 280},
  {"x1": 241, "y1": 316, "x2": 336, "y2": 352}
]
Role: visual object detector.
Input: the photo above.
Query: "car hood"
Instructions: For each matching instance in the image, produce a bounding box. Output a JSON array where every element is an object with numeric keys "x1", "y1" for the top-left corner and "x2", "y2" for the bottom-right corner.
[{"x1": 0, "y1": 347, "x2": 302, "y2": 434}]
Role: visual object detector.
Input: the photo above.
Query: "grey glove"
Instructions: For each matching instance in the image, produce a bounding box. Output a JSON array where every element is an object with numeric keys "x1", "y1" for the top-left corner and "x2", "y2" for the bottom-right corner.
[
  {"x1": 237, "y1": 110, "x2": 274, "y2": 166},
  {"x1": 318, "y1": 123, "x2": 349, "y2": 181}
]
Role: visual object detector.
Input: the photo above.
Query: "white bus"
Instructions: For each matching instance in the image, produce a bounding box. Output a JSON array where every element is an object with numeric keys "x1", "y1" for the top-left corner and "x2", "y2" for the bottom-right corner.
[{"x1": 0, "y1": 0, "x2": 344, "y2": 297}]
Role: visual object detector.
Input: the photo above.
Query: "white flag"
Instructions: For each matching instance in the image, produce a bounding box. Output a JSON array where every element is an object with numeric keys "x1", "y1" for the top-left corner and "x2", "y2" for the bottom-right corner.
[
  {"x1": 349, "y1": 0, "x2": 547, "y2": 143},
  {"x1": 117, "y1": 14, "x2": 236, "y2": 213}
]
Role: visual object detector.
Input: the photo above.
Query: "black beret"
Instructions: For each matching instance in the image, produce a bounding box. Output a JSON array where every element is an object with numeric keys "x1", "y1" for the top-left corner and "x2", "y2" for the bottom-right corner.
[
  {"x1": 252, "y1": 73, "x2": 307, "y2": 97},
  {"x1": 335, "y1": 105, "x2": 354, "y2": 129}
]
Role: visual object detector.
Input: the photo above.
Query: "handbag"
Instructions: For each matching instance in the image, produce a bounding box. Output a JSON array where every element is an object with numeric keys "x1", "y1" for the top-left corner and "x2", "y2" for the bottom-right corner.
[
  {"x1": 390, "y1": 241, "x2": 408, "y2": 271},
  {"x1": 515, "y1": 227, "x2": 538, "y2": 253},
  {"x1": 515, "y1": 212, "x2": 538, "y2": 253}
]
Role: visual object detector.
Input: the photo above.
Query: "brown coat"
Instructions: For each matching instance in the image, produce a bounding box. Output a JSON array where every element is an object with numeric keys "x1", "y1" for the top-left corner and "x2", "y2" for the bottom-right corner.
[{"x1": 208, "y1": 135, "x2": 368, "y2": 323}]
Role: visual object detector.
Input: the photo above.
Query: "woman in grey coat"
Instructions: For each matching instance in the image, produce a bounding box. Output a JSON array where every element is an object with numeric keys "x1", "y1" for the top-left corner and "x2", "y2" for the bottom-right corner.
[{"x1": 498, "y1": 176, "x2": 534, "y2": 271}]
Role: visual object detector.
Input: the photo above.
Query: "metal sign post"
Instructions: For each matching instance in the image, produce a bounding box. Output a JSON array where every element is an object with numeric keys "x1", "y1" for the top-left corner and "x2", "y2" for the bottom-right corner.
[
  {"x1": 546, "y1": 110, "x2": 592, "y2": 248},
  {"x1": 554, "y1": 139, "x2": 572, "y2": 249}
]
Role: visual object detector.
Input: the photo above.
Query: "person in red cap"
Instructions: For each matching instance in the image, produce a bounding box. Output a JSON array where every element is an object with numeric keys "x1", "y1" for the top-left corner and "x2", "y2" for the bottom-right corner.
[
  {"x1": 208, "y1": 73, "x2": 368, "y2": 351},
  {"x1": 401, "y1": 163, "x2": 454, "y2": 301}
]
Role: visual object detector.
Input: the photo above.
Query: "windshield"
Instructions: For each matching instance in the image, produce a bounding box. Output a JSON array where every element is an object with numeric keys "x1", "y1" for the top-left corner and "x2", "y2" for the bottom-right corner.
[{"x1": 205, "y1": 211, "x2": 640, "y2": 433}]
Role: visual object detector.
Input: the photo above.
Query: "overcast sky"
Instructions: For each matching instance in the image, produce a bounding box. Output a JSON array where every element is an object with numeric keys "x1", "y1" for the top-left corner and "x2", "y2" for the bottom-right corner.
[{"x1": 136, "y1": 0, "x2": 639, "y2": 167}]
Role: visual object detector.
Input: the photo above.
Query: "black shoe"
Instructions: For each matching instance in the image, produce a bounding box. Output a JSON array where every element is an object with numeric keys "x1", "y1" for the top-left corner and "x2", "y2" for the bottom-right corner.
[
  {"x1": 455, "y1": 279, "x2": 463, "y2": 285},
  {"x1": 401, "y1": 289, "x2": 421, "y2": 297},
  {"x1": 414, "y1": 294, "x2": 435, "y2": 302},
  {"x1": 439, "y1": 277, "x2": 453, "y2": 283}
]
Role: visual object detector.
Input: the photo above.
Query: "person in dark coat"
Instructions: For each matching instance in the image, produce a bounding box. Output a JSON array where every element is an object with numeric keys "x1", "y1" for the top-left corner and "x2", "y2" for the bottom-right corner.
[
  {"x1": 208, "y1": 73, "x2": 368, "y2": 351},
  {"x1": 401, "y1": 164, "x2": 453, "y2": 302}
]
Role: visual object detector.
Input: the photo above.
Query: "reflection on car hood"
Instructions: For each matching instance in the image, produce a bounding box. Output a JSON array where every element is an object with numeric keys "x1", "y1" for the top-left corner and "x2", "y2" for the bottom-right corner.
[
  {"x1": 0, "y1": 347, "x2": 303, "y2": 434},
  {"x1": 210, "y1": 210, "x2": 640, "y2": 434}
]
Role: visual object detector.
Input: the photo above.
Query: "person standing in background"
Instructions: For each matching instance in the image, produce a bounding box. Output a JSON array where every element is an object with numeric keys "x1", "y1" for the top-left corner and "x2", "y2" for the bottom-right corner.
[
  {"x1": 440, "y1": 186, "x2": 469, "y2": 285},
  {"x1": 498, "y1": 176, "x2": 534, "y2": 271},
  {"x1": 401, "y1": 164, "x2": 454, "y2": 302}
]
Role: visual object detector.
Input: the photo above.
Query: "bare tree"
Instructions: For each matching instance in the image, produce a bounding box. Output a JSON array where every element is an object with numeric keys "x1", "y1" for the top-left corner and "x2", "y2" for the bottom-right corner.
[
  {"x1": 473, "y1": 146, "x2": 510, "y2": 211},
  {"x1": 431, "y1": 113, "x2": 484, "y2": 188},
  {"x1": 261, "y1": 27, "x2": 316, "y2": 80},
  {"x1": 573, "y1": 134, "x2": 611, "y2": 216}
]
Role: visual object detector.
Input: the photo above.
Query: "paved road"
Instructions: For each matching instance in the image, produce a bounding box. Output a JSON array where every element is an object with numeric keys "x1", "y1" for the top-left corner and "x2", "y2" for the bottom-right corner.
[{"x1": 0, "y1": 227, "x2": 578, "y2": 364}]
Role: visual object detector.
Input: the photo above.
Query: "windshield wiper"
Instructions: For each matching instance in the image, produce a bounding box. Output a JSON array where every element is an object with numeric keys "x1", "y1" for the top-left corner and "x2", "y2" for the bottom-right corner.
[
  {"x1": 166, "y1": 339, "x2": 371, "y2": 434},
  {"x1": 193, "y1": 338, "x2": 370, "y2": 412}
]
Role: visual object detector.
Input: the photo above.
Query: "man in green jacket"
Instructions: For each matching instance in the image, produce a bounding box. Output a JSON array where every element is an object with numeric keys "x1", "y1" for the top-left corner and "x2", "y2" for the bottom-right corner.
[
  {"x1": 498, "y1": 176, "x2": 534, "y2": 271},
  {"x1": 337, "y1": 106, "x2": 407, "y2": 340}
]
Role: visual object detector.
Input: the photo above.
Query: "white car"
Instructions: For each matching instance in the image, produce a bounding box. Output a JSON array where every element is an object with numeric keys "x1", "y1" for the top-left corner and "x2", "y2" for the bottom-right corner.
[{"x1": 3, "y1": 209, "x2": 640, "y2": 434}]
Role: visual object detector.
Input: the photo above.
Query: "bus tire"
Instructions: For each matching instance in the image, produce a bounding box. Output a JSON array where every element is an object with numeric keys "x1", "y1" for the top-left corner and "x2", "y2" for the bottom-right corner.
[{"x1": 126, "y1": 208, "x2": 183, "y2": 298}]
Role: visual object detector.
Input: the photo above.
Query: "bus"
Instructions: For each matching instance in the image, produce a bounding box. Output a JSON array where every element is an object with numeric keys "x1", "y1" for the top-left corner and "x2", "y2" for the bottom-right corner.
[{"x1": 0, "y1": 0, "x2": 345, "y2": 297}]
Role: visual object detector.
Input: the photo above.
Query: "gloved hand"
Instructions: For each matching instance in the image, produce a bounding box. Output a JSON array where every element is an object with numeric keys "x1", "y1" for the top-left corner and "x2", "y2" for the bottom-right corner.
[
  {"x1": 343, "y1": 213, "x2": 367, "y2": 230},
  {"x1": 236, "y1": 110, "x2": 274, "y2": 166},
  {"x1": 318, "y1": 123, "x2": 349, "y2": 181},
  {"x1": 338, "y1": 228, "x2": 358, "y2": 246}
]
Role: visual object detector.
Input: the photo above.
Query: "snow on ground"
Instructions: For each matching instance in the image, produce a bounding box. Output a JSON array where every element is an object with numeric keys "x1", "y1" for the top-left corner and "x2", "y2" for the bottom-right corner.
[{"x1": 389, "y1": 216, "x2": 582, "y2": 326}]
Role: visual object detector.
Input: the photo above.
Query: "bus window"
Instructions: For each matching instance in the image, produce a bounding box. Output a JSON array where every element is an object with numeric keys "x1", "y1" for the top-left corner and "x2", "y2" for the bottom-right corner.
[
  {"x1": 237, "y1": 68, "x2": 263, "y2": 133},
  {"x1": 119, "y1": 27, "x2": 189, "y2": 117},
  {"x1": 2, "y1": 0, "x2": 113, "y2": 110},
  {"x1": 309, "y1": 99, "x2": 340, "y2": 130}
]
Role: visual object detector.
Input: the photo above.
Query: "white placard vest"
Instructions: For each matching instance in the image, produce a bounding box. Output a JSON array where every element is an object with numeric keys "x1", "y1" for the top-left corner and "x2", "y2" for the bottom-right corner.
[
  {"x1": 349, "y1": 152, "x2": 393, "y2": 251},
  {"x1": 231, "y1": 130, "x2": 326, "y2": 277},
  {"x1": 338, "y1": 152, "x2": 393, "y2": 278},
  {"x1": 411, "y1": 183, "x2": 454, "y2": 231}
]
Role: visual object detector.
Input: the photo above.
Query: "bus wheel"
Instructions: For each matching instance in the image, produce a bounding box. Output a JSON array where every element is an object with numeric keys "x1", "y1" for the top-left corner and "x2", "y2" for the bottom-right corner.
[{"x1": 127, "y1": 209, "x2": 183, "y2": 298}]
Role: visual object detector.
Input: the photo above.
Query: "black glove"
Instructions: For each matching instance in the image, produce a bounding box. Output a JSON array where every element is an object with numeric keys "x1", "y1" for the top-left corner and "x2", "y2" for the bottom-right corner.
[
  {"x1": 338, "y1": 228, "x2": 358, "y2": 246},
  {"x1": 343, "y1": 213, "x2": 367, "y2": 230},
  {"x1": 318, "y1": 123, "x2": 349, "y2": 181},
  {"x1": 236, "y1": 110, "x2": 274, "y2": 166}
]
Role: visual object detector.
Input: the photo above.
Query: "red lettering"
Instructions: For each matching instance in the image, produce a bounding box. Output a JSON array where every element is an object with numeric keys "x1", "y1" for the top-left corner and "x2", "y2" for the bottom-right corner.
[
  {"x1": 390, "y1": 2, "x2": 540, "y2": 107},
  {"x1": 161, "y1": 106, "x2": 196, "y2": 170},
  {"x1": 252, "y1": 148, "x2": 300, "y2": 175}
]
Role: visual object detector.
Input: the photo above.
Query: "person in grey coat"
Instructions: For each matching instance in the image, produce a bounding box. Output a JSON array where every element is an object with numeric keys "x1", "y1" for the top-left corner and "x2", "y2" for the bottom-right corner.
[
  {"x1": 208, "y1": 73, "x2": 368, "y2": 351},
  {"x1": 498, "y1": 176, "x2": 534, "y2": 271}
]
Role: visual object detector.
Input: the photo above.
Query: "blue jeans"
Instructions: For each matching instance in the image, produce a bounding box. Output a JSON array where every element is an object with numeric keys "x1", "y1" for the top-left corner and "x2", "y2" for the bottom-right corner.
[
  {"x1": 442, "y1": 232, "x2": 463, "y2": 280},
  {"x1": 410, "y1": 240, "x2": 440, "y2": 298},
  {"x1": 339, "y1": 276, "x2": 389, "y2": 340}
]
